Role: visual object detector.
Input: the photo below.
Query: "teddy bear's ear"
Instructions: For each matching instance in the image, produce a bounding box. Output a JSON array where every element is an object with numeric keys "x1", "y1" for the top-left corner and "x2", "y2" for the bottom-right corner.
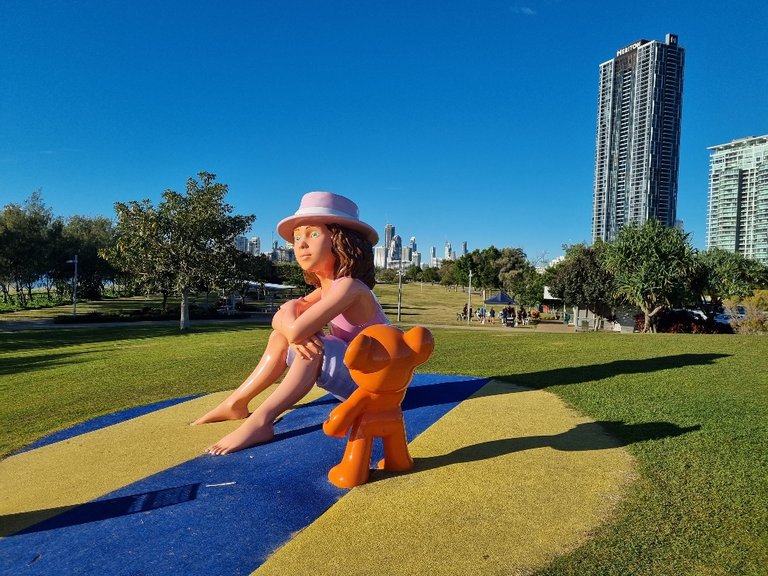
[
  {"x1": 344, "y1": 334, "x2": 390, "y2": 373},
  {"x1": 403, "y1": 326, "x2": 435, "y2": 365},
  {"x1": 345, "y1": 334, "x2": 372, "y2": 371}
]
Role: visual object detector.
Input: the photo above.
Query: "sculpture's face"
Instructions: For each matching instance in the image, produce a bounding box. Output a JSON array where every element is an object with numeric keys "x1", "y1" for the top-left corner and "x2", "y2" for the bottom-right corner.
[{"x1": 293, "y1": 224, "x2": 335, "y2": 275}]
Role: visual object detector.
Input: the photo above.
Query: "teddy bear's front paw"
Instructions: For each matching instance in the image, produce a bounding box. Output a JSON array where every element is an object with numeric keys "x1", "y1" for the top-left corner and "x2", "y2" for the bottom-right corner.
[{"x1": 328, "y1": 462, "x2": 370, "y2": 489}]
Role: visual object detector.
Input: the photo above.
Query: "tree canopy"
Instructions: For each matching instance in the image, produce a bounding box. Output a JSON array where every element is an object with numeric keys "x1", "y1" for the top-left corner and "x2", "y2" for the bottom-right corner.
[
  {"x1": 0, "y1": 192, "x2": 115, "y2": 307},
  {"x1": 545, "y1": 242, "x2": 616, "y2": 328},
  {"x1": 452, "y1": 246, "x2": 533, "y2": 297},
  {"x1": 106, "y1": 172, "x2": 255, "y2": 330},
  {"x1": 691, "y1": 248, "x2": 767, "y2": 317},
  {"x1": 603, "y1": 219, "x2": 697, "y2": 332},
  {"x1": 0, "y1": 192, "x2": 55, "y2": 306}
]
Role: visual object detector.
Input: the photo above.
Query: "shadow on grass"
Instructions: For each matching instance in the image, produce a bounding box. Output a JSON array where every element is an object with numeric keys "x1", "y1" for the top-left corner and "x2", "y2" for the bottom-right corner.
[
  {"x1": 0, "y1": 351, "x2": 93, "y2": 376},
  {"x1": 380, "y1": 303, "x2": 427, "y2": 311},
  {"x1": 0, "y1": 321, "x2": 271, "y2": 355},
  {"x1": 410, "y1": 420, "x2": 702, "y2": 475},
  {"x1": 491, "y1": 353, "x2": 730, "y2": 389},
  {"x1": 378, "y1": 303, "x2": 425, "y2": 317},
  {"x1": 1, "y1": 483, "x2": 200, "y2": 537}
]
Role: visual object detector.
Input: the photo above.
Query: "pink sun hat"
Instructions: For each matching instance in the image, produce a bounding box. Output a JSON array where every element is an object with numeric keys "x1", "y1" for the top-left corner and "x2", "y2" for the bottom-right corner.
[{"x1": 277, "y1": 191, "x2": 379, "y2": 244}]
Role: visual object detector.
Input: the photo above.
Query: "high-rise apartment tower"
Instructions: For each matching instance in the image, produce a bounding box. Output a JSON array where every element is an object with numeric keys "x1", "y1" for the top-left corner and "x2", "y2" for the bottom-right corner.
[
  {"x1": 706, "y1": 135, "x2": 768, "y2": 265},
  {"x1": 248, "y1": 236, "x2": 260, "y2": 256},
  {"x1": 382, "y1": 224, "x2": 395, "y2": 267},
  {"x1": 592, "y1": 34, "x2": 685, "y2": 242}
]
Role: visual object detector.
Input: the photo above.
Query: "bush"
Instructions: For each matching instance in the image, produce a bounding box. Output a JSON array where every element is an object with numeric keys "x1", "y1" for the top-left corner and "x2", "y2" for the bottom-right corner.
[
  {"x1": 737, "y1": 315, "x2": 768, "y2": 335},
  {"x1": 733, "y1": 290, "x2": 768, "y2": 335}
]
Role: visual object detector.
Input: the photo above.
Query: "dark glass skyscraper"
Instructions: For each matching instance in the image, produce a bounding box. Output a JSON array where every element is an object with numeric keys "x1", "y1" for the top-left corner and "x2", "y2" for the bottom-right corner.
[{"x1": 592, "y1": 34, "x2": 685, "y2": 242}]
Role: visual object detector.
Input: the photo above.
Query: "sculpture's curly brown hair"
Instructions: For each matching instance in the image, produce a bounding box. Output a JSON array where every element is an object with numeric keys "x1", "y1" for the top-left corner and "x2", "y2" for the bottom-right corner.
[{"x1": 303, "y1": 224, "x2": 376, "y2": 289}]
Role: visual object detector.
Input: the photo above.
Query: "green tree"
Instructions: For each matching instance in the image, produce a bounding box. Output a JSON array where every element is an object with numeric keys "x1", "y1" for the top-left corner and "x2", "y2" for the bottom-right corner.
[
  {"x1": 453, "y1": 248, "x2": 501, "y2": 290},
  {"x1": 497, "y1": 247, "x2": 529, "y2": 296},
  {"x1": 105, "y1": 198, "x2": 175, "y2": 309},
  {"x1": 276, "y1": 261, "x2": 312, "y2": 289},
  {"x1": 213, "y1": 252, "x2": 278, "y2": 307},
  {"x1": 512, "y1": 264, "x2": 546, "y2": 308},
  {"x1": 376, "y1": 267, "x2": 398, "y2": 284},
  {"x1": 452, "y1": 255, "x2": 471, "y2": 287},
  {"x1": 475, "y1": 246, "x2": 503, "y2": 290},
  {"x1": 106, "y1": 172, "x2": 255, "y2": 330},
  {"x1": 472, "y1": 247, "x2": 508, "y2": 290},
  {"x1": 404, "y1": 264, "x2": 421, "y2": 282},
  {"x1": 421, "y1": 266, "x2": 440, "y2": 284},
  {"x1": 438, "y1": 259, "x2": 460, "y2": 288},
  {"x1": 691, "y1": 248, "x2": 768, "y2": 317},
  {"x1": 48, "y1": 216, "x2": 116, "y2": 300},
  {"x1": 0, "y1": 191, "x2": 56, "y2": 306},
  {"x1": 545, "y1": 242, "x2": 616, "y2": 329},
  {"x1": 603, "y1": 220, "x2": 697, "y2": 333}
]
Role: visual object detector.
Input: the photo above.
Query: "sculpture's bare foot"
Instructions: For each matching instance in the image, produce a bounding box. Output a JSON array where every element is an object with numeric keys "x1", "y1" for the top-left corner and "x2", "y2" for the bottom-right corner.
[
  {"x1": 206, "y1": 419, "x2": 275, "y2": 455},
  {"x1": 192, "y1": 400, "x2": 250, "y2": 425}
]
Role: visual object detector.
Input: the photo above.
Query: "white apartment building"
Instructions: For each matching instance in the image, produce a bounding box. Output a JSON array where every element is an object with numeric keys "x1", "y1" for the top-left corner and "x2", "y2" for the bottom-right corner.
[{"x1": 707, "y1": 135, "x2": 768, "y2": 265}]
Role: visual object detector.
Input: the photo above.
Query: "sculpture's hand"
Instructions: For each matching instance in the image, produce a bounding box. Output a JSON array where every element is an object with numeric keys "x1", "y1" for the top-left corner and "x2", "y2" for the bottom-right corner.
[{"x1": 290, "y1": 332, "x2": 324, "y2": 361}]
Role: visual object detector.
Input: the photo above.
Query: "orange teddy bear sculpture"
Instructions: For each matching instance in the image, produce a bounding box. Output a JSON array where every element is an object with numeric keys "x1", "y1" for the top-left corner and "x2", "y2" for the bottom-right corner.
[{"x1": 322, "y1": 324, "x2": 434, "y2": 488}]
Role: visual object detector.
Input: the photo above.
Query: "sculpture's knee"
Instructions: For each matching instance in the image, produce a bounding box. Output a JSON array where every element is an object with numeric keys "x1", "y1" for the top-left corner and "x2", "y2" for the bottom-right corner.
[{"x1": 268, "y1": 330, "x2": 289, "y2": 348}]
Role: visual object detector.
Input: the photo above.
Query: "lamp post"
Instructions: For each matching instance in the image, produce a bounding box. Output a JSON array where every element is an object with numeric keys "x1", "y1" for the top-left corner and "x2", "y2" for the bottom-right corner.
[
  {"x1": 66, "y1": 255, "x2": 78, "y2": 316},
  {"x1": 467, "y1": 269, "x2": 472, "y2": 325},
  {"x1": 397, "y1": 258, "x2": 403, "y2": 322}
]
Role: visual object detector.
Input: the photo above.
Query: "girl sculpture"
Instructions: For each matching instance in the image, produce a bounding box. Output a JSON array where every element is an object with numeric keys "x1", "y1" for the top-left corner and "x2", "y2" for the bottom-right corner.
[{"x1": 194, "y1": 191, "x2": 389, "y2": 455}]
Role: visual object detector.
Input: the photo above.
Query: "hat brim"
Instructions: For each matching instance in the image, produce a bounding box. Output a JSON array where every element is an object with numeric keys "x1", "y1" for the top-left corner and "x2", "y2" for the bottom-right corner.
[{"x1": 277, "y1": 215, "x2": 379, "y2": 245}]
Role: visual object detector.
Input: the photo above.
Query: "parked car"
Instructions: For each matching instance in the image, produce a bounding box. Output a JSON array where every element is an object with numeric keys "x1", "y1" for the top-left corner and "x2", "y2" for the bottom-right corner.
[
  {"x1": 714, "y1": 313, "x2": 733, "y2": 325},
  {"x1": 689, "y1": 309, "x2": 708, "y2": 321},
  {"x1": 671, "y1": 308, "x2": 707, "y2": 321},
  {"x1": 715, "y1": 307, "x2": 746, "y2": 325}
]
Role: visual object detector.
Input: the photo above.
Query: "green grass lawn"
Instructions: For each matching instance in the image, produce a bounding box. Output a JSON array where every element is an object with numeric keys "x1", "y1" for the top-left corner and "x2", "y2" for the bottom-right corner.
[{"x1": 1, "y1": 283, "x2": 767, "y2": 574}]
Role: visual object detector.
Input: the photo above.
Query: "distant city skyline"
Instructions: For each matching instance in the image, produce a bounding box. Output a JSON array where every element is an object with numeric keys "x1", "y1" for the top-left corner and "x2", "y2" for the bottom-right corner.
[{"x1": 244, "y1": 220, "x2": 467, "y2": 269}]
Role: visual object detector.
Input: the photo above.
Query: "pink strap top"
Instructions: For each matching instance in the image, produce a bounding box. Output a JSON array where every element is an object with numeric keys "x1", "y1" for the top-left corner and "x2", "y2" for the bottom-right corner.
[{"x1": 326, "y1": 278, "x2": 390, "y2": 343}]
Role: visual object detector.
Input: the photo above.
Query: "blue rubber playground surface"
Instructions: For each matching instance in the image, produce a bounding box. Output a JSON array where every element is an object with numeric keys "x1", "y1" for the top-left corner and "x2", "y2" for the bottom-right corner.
[{"x1": 0, "y1": 375, "x2": 488, "y2": 575}]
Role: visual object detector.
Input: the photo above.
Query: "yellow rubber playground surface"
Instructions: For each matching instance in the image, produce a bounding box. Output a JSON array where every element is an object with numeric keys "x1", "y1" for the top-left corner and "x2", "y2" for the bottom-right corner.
[{"x1": 1, "y1": 375, "x2": 636, "y2": 575}]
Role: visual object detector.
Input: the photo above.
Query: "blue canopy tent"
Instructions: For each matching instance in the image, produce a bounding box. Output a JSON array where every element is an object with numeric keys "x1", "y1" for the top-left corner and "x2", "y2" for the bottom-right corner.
[
  {"x1": 483, "y1": 292, "x2": 518, "y2": 326},
  {"x1": 484, "y1": 292, "x2": 517, "y2": 306}
]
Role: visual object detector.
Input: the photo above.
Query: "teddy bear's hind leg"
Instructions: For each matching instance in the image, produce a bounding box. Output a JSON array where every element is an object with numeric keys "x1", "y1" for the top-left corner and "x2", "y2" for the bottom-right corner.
[
  {"x1": 378, "y1": 427, "x2": 413, "y2": 472},
  {"x1": 328, "y1": 435, "x2": 374, "y2": 488}
]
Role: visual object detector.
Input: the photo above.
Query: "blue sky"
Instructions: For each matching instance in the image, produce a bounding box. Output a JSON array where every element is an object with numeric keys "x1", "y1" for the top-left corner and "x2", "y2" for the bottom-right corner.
[{"x1": 2, "y1": 1, "x2": 767, "y2": 264}]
